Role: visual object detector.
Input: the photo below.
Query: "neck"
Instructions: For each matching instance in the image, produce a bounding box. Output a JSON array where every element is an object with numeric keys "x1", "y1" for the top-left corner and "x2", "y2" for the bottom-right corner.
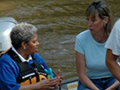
[
  {"x1": 16, "y1": 48, "x2": 29, "y2": 59},
  {"x1": 92, "y1": 32, "x2": 108, "y2": 43}
]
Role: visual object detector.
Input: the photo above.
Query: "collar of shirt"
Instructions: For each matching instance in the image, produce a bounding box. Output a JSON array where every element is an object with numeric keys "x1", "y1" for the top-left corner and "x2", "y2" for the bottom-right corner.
[{"x1": 11, "y1": 46, "x2": 32, "y2": 62}]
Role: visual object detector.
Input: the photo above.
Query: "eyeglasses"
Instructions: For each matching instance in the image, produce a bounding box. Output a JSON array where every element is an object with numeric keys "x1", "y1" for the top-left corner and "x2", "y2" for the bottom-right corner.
[{"x1": 93, "y1": 1, "x2": 108, "y2": 17}]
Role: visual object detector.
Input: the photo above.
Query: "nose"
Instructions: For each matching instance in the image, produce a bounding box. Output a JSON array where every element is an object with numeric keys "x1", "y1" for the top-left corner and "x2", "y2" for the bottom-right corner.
[
  {"x1": 37, "y1": 41, "x2": 39, "y2": 46},
  {"x1": 87, "y1": 20, "x2": 93, "y2": 28}
]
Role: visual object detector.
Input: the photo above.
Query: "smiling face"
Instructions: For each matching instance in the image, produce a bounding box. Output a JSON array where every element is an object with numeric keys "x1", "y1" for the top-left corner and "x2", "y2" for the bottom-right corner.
[{"x1": 25, "y1": 34, "x2": 39, "y2": 55}]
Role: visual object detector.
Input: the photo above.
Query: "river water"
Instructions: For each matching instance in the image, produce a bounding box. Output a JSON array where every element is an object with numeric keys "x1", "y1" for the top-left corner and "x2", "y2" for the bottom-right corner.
[{"x1": 0, "y1": 0, "x2": 120, "y2": 79}]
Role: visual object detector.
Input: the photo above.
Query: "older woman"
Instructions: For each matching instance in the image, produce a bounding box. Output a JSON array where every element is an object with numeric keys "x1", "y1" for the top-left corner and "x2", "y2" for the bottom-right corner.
[{"x1": 0, "y1": 22, "x2": 62, "y2": 90}]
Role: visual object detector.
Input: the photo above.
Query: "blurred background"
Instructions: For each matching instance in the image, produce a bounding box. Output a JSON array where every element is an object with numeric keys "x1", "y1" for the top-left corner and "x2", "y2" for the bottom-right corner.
[{"x1": 0, "y1": 0, "x2": 120, "y2": 79}]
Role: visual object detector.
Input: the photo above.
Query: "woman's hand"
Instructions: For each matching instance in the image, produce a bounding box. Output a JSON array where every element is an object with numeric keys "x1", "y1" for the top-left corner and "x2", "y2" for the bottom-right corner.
[
  {"x1": 55, "y1": 69, "x2": 63, "y2": 87},
  {"x1": 37, "y1": 69, "x2": 63, "y2": 89},
  {"x1": 37, "y1": 78, "x2": 61, "y2": 89}
]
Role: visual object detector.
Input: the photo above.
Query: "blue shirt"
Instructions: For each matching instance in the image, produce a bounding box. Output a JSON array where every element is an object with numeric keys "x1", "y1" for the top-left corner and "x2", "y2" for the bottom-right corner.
[
  {"x1": 75, "y1": 30, "x2": 112, "y2": 79},
  {"x1": 0, "y1": 52, "x2": 49, "y2": 90}
]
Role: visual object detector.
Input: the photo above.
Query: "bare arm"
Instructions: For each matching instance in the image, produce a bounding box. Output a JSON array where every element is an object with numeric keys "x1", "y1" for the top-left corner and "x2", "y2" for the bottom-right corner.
[
  {"x1": 19, "y1": 69, "x2": 62, "y2": 90},
  {"x1": 106, "y1": 49, "x2": 120, "y2": 81},
  {"x1": 106, "y1": 80, "x2": 120, "y2": 90},
  {"x1": 75, "y1": 51, "x2": 99, "y2": 90},
  {"x1": 19, "y1": 78, "x2": 60, "y2": 90}
]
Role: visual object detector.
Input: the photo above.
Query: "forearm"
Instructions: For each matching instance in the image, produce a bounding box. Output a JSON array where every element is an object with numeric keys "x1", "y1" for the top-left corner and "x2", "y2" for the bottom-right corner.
[
  {"x1": 79, "y1": 75, "x2": 99, "y2": 90},
  {"x1": 106, "y1": 80, "x2": 120, "y2": 90},
  {"x1": 19, "y1": 78, "x2": 61, "y2": 90},
  {"x1": 19, "y1": 83, "x2": 42, "y2": 90},
  {"x1": 106, "y1": 58, "x2": 120, "y2": 81},
  {"x1": 106, "y1": 49, "x2": 120, "y2": 82}
]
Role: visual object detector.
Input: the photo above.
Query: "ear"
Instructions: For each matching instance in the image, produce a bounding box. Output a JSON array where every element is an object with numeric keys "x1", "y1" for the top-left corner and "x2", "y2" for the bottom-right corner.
[
  {"x1": 21, "y1": 42, "x2": 27, "y2": 49},
  {"x1": 103, "y1": 16, "x2": 109, "y2": 24}
]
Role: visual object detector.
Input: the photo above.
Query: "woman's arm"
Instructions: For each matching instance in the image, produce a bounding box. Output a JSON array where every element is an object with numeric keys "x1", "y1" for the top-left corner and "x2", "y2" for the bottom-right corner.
[
  {"x1": 19, "y1": 77, "x2": 61, "y2": 90},
  {"x1": 19, "y1": 68, "x2": 62, "y2": 90},
  {"x1": 106, "y1": 49, "x2": 120, "y2": 81},
  {"x1": 106, "y1": 80, "x2": 120, "y2": 90},
  {"x1": 76, "y1": 51, "x2": 99, "y2": 90}
]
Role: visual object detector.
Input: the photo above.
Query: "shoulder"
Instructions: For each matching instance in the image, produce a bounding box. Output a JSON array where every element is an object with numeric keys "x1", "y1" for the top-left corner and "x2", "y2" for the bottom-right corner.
[
  {"x1": 0, "y1": 53, "x2": 19, "y2": 74},
  {"x1": 0, "y1": 53, "x2": 12, "y2": 64},
  {"x1": 32, "y1": 53, "x2": 49, "y2": 69},
  {"x1": 76, "y1": 30, "x2": 90, "y2": 38},
  {"x1": 33, "y1": 53, "x2": 43, "y2": 59},
  {"x1": 32, "y1": 53, "x2": 45, "y2": 63},
  {"x1": 113, "y1": 19, "x2": 120, "y2": 30},
  {"x1": 76, "y1": 30, "x2": 90, "y2": 41},
  {"x1": 115, "y1": 19, "x2": 120, "y2": 26},
  {"x1": 0, "y1": 53, "x2": 18, "y2": 66}
]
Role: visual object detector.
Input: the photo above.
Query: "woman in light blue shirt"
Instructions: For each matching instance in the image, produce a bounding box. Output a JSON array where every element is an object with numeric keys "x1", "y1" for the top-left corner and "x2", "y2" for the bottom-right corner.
[{"x1": 75, "y1": 1, "x2": 120, "y2": 90}]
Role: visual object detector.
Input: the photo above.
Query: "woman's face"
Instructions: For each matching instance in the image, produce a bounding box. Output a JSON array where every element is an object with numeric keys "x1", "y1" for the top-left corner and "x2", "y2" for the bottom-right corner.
[
  {"x1": 25, "y1": 34, "x2": 39, "y2": 54},
  {"x1": 87, "y1": 13, "x2": 105, "y2": 35}
]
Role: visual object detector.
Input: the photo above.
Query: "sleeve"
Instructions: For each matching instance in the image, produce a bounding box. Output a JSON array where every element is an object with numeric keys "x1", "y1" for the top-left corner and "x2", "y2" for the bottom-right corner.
[
  {"x1": 0, "y1": 56, "x2": 21, "y2": 90},
  {"x1": 105, "y1": 19, "x2": 120, "y2": 55},
  {"x1": 75, "y1": 35, "x2": 85, "y2": 55}
]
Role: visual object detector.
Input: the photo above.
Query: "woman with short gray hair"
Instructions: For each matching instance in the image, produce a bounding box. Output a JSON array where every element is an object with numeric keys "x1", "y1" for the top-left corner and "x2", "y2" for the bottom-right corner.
[
  {"x1": 0, "y1": 22, "x2": 62, "y2": 90},
  {"x1": 10, "y1": 22, "x2": 37, "y2": 49}
]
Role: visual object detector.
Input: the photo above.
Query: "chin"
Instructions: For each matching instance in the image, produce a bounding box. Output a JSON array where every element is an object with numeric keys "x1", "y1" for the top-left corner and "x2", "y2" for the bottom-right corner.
[
  {"x1": 36, "y1": 49, "x2": 38, "y2": 52},
  {"x1": 31, "y1": 51, "x2": 37, "y2": 54}
]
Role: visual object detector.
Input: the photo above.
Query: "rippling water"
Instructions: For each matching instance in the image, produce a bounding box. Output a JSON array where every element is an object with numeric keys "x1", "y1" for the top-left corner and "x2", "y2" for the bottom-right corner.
[{"x1": 0, "y1": 0, "x2": 120, "y2": 79}]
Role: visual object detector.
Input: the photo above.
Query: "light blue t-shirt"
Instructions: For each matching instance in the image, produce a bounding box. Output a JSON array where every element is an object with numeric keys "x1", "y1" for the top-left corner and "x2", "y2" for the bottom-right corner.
[{"x1": 75, "y1": 30, "x2": 112, "y2": 79}]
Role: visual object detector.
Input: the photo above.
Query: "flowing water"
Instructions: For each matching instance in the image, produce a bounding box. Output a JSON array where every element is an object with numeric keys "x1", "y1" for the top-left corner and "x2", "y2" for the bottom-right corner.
[{"x1": 0, "y1": 0, "x2": 120, "y2": 79}]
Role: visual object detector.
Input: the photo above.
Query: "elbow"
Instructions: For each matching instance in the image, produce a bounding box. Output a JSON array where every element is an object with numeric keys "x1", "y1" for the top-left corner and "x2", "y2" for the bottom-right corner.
[{"x1": 78, "y1": 73, "x2": 86, "y2": 81}]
